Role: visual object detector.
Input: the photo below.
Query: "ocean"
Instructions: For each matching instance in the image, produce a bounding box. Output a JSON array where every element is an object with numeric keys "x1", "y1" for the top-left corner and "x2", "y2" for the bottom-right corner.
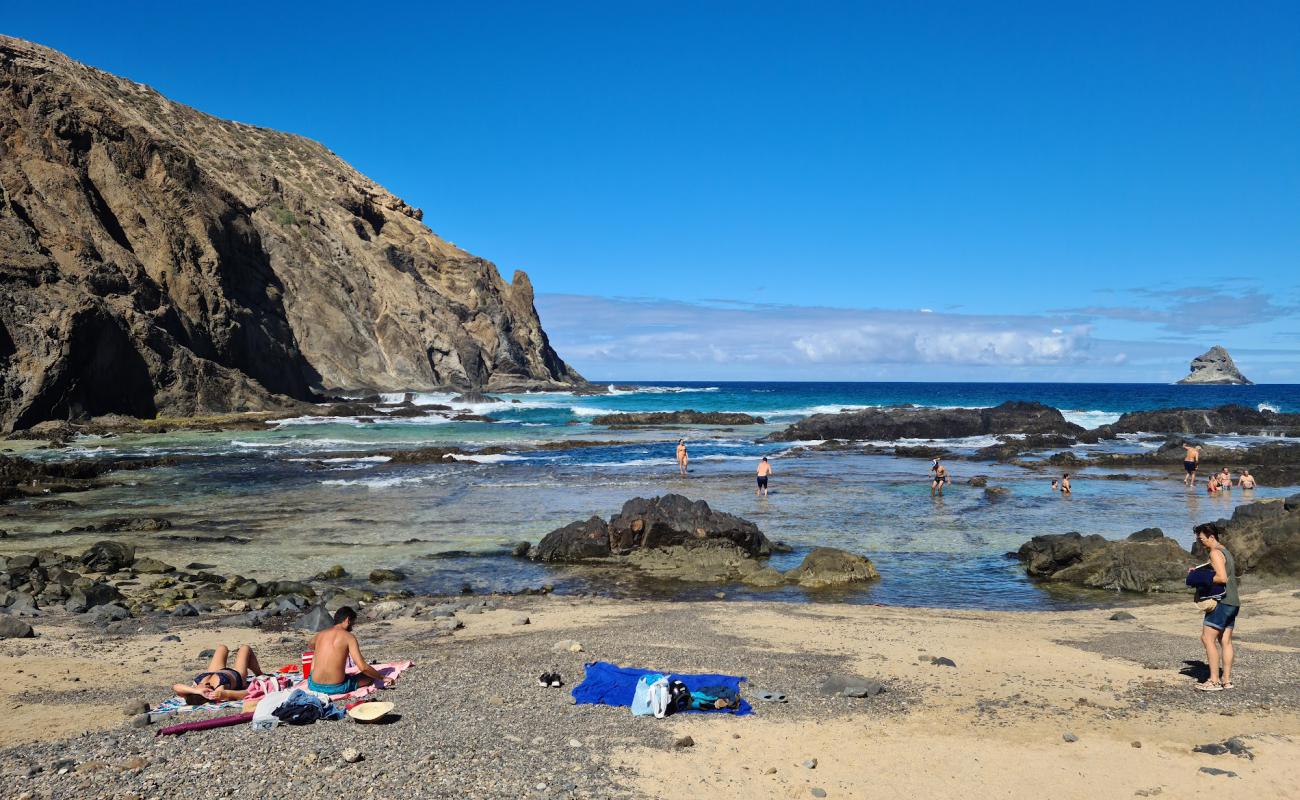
[{"x1": 7, "y1": 381, "x2": 1299, "y2": 609}]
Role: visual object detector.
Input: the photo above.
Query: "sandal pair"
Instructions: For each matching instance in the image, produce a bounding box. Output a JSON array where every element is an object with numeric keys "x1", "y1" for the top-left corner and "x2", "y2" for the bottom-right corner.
[
  {"x1": 1194, "y1": 681, "x2": 1235, "y2": 692},
  {"x1": 537, "y1": 672, "x2": 563, "y2": 688}
]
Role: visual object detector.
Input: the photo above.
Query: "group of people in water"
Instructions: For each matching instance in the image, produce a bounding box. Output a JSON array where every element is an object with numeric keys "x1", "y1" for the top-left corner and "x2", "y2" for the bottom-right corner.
[
  {"x1": 1183, "y1": 444, "x2": 1256, "y2": 493},
  {"x1": 673, "y1": 439, "x2": 1259, "y2": 500}
]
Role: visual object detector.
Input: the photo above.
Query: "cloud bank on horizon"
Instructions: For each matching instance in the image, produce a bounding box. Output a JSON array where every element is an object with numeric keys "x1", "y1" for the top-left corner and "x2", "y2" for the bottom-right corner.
[{"x1": 537, "y1": 287, "x2": 1299, "y2": 383}]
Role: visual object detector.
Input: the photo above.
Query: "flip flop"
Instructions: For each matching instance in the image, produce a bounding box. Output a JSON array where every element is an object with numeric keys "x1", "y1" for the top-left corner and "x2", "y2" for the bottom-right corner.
[
  {"x1": 549, "y1": 674, "x2": 563, "y2": 688},
  {"x1": 754, "y1": 690, "x2": 787, "y2": 703},
  {"x1": 1221, "y1": 682, "x2": 1235, "y2": 690},
  {"x1": 537, "y1": 672, "x2": 553, "y2": 687},
  {"x1": 1194, "y1": 682, "x2": 1223, "y2": 692}
]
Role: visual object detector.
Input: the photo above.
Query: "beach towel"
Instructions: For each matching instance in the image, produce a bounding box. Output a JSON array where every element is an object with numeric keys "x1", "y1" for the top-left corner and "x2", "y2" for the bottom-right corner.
[
  {"x1": 150, "y1": 695, "x2": 244, "y2": 718},
  {"x1": 572, "y1": 662, "x2": 752, "y2": 716}
]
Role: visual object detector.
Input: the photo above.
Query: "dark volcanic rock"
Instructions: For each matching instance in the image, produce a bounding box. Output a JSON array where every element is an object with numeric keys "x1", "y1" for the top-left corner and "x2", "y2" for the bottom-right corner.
[
  {"x1": 1106, "y1": 405, "x2": 1298, "y2": 436},
  {"x1": 533, "y1": 517, "x2": 611, "y2": 563},
  {"x1": 1191, "y1": 499, "x2": 1300, "y2": 577},
  {"x1": 770, "y1": 401, "x2": 1084, "y2": 441},
  {"x1": 79, "y1": 541, "x2": 136, "y2": 572},
  {"x1": 607, "y1": 495, "x2": 771, "y2": 556},
  {"x1": 0, "y1": 36, "x2": 583, "y2": 433},
  {"x1": 70, "y1": 517, "x2": 172, "y2": 533},
  {"x1": 533, "y1": 495, "x2": 771, "y2": 563},
  {"x1": 591, "y1": 410, "x2": 765, "y2": 427},
  {"x1": 1015, "y1": 529, "x2": 1195, "y2": 592},
  {"x1": 0, "y1": 615, "x2": 35, "y2": 639}
]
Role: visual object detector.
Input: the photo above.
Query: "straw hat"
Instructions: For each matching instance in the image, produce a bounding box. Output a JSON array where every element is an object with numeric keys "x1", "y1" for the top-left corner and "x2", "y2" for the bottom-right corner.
[{"x1": 347, "y1": 701, "x2": 394, "y2": 723}]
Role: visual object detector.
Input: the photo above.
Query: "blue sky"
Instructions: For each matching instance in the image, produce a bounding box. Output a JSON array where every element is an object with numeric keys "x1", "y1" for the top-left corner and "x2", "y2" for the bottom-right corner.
[{"x1": 7, "y1": 2, "x2": 1299, "y2": 381}]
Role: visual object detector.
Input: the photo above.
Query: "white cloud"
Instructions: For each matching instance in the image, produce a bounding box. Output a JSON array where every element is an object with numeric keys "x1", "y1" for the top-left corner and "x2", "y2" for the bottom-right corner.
[{"x1": 536, "y1": 294, "x2": 1122, "y2": 379}]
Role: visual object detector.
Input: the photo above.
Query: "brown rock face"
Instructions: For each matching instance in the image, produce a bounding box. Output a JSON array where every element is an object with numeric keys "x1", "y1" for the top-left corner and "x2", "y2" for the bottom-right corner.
[{"x1": 0, "y1": 37, "x2": 582, "y2": 431}]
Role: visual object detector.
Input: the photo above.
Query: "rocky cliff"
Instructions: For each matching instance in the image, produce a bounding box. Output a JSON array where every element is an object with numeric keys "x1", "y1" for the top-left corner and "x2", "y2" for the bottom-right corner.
[
  {"x1": 0, "y1": 37, "x2": 582, "y2": 431},
  {"x1": 1176, "y1": 346, "x2": 1251, "y2": 385}
]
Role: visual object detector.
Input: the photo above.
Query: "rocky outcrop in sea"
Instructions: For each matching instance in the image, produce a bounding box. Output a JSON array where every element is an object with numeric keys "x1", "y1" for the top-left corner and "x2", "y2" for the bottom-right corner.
[
  {"x1": 590, "y1": 410, "x2": 765, "y2": 427},
  {"x1": 1177, "y1": 346, "x2": 1252, "y2": 385},
  {"x1": 528, "y1": 495, "x2": 879, "y2": 588},
  {"x1": 0, "y1": 36, "x2": 582, "y2": 433},
  {"x1": 769, "y1": 401, "x2": 1084, "y2": 441}
]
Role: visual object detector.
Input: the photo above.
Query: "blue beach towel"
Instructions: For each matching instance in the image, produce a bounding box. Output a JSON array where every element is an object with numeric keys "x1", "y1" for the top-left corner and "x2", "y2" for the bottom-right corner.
[{"x1": 572, "y1": 661, "x2": 752, "y2": 716}]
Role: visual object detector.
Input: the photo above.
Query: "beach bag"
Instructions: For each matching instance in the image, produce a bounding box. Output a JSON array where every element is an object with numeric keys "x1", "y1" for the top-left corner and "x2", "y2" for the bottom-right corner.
[{"x1": 1196, "y1": 598, "x2": 1219, "y2": 613}]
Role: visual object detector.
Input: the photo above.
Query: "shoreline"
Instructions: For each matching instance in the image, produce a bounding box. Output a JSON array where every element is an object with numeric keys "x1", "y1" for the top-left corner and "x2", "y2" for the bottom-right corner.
[{"x1": 3, "y1": 589, "x2": 1297, "y2": 798}]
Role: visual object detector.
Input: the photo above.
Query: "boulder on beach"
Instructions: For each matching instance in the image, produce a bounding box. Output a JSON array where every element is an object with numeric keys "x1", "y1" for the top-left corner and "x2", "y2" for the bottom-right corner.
[
  {"x1": 294, "y1": 605, "x2": 335, "y2": 632},
  {"x1": 783, "y1": 548, "x2": 880, "y2": 588},
  {"x1": 1015, "y1": 529, "x2": 1195, "y2": 592},
  {"x1": 769, "y1": 401, "x2": 1084, "y2": 442},
  {"x1": 590, "y1": 410, "x2": 765, "y2": 427},
  {"x1": 79, "y1": 541, "x2": 136, "y2": 572}
]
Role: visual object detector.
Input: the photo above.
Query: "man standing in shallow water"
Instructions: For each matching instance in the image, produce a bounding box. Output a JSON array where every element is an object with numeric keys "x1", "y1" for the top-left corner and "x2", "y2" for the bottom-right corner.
[
  {"x1": 1183, "y1": 443, "x2": 1202, "y2": 487},
  {"x1": 931, "y1": 458, "x2": 949, "y2": 496},
  {"x1": 756, "y1": 456, "x2": 772, "y2": 497}
]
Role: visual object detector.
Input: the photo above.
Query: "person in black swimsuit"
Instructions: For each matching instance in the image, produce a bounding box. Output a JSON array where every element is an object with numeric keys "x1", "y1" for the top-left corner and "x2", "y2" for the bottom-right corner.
[{"x1": 172, "y1": 644, "x2": 263, "y2": 704}]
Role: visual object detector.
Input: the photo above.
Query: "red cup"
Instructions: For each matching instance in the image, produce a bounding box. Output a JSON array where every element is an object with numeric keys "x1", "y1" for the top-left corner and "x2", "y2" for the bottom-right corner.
[{"x1": 302, "y1": 651, "x2": 314, "y2": 680}]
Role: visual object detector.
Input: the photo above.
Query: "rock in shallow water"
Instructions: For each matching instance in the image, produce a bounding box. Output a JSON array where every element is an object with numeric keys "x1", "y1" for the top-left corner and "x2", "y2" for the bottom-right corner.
[{"x1": 784, "y1": 547, "x2": 879, "y2": 588}]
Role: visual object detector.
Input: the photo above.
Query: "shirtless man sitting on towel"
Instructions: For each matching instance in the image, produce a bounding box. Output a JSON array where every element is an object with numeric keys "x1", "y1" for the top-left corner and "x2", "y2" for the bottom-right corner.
[
  {"x1": 307, "y1": 606, "x2": 394, "y2": 694},
  {"x1": 173, "y1": 644, "x2": 262, "y2": 704}
]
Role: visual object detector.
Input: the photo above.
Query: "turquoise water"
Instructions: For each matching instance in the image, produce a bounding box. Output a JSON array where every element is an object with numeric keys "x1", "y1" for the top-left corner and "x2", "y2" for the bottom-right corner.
[{"x1": 5, "y1": 382, "x2": 1297, "y2": 609}]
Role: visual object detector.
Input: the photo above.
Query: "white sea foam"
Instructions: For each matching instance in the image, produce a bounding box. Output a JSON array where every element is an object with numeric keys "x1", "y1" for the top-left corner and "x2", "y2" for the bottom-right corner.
[
  {"x1": 321, "y1": 474, "x2": 434, "y2": 488},
  {"x1": 447, "y1": 453, "x2": 527, "y2": 464},
  {"x1": 1060, "y1": 410, "x2": 1122, "y2": 428},
  {"x1": 1258, "y1": 403, "x2": 1280, "y2": 413},
  {"x1": 288, "y1": 456, "x2": 392, "y2": 464}
]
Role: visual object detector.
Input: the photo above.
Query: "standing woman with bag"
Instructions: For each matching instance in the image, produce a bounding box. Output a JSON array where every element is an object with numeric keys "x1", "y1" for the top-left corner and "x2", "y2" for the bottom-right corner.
[{"x1": 1191, "y1": 523, "x2": 1239, "y2": 691}]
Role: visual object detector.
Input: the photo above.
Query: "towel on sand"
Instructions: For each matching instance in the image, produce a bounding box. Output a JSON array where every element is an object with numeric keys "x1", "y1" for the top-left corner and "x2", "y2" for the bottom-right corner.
[{"x1": 572, "y1": 661, "x2": 752, "y2": 716}]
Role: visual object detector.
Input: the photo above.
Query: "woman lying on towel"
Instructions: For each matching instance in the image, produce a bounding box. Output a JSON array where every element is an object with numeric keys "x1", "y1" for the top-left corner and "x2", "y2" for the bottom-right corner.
[{"x1": 172, "y1": 644, "x2": 264, "y2": 704}]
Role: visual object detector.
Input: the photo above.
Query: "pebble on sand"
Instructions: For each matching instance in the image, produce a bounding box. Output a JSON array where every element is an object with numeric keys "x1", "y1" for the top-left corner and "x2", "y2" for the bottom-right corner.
[
  {"x1": 1063, "y1": 732, "x2": 1078, "y2": 743},
  {"x1": 511, "y1": 614, "x2": 530, "y2": 626},
  {"x1": 802, "y1": 758, "x2": 818, "y2": 769},
  {"x1": 674, "y1": 735, "x2": 695, "y2": 748},
  {"x1": 811, "y1": 789, "x2": 828, "y2": 799},
  {"x1": 341, "y1": 748, "x2": 363, "y2": 764},
  {"x1": 1110, "y1": 611, "x2": 1136, "y2": 621}
]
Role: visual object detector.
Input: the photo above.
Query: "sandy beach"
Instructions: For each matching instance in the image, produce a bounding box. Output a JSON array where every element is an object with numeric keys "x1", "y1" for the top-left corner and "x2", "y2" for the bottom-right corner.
[{"x1": 3, "y1": 587, "x2": 1297, "y2": 799}]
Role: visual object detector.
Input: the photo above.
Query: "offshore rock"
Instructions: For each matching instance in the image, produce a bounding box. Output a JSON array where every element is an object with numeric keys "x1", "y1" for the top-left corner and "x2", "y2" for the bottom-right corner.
[
  {"x1": 1101, "y1": 405, "x2": 1300, "y2": 436},
  {"x1": 770, "y1": 401, "x2": 1083, "y2": 441},
  {"x1": 591, "y1": 410, "x2": 765, "y2": 427},
  {"x1": 1177, "y1": 346, "x2": 1252, "y2": 385},
  {"x1": 0, "y1": 36, "x2": 582, "y2": 432}
]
